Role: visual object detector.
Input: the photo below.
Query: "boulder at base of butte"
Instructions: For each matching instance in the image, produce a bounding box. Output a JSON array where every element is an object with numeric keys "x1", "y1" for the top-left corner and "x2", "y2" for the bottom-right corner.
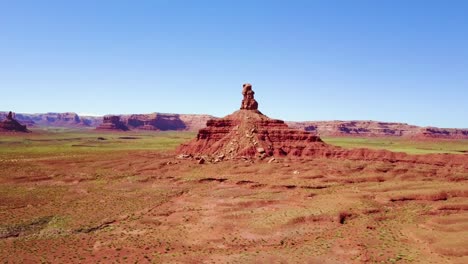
[
  {"x1": 177, "y1": 83, "x2": 327, "y2": 159},
  {"x1": 0, "y1": 111, "x2": 30, "y2": 133}
]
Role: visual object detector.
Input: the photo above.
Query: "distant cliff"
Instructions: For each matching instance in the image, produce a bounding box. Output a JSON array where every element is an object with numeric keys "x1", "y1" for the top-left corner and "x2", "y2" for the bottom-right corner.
[
  {"x1": 0, "y1": 112, "x2": 102, "y2": 128},
  {"x1": 1, "y1": 112, "x2": 466, "y2": 139},
  {"x1": 287, "y1": 120, "x2": 468, "y2": 139},
  {"x1": 0, "y1": 112, "x2": 214, "y2": 132}
]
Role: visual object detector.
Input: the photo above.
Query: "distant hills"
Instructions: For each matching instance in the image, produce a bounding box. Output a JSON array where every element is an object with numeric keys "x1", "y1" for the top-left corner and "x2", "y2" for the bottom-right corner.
[
  {"x1": 0, "y1": 112, "x2": 214, "y2": 132},
  {"x1": 1, "y1": 111, "x2": 467, "y2": 139},
  {"x1": 287, "y1": 120, "x2": 468, "y2": 140}
]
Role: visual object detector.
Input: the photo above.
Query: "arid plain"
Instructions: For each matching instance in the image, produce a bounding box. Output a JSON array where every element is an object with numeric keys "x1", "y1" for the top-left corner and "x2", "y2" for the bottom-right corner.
[{"x1": 0, "y1": 129, "x2": 467, "y2": 264}]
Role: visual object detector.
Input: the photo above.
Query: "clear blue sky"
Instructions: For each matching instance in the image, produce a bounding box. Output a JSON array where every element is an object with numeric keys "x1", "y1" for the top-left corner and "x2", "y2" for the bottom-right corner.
[{"x1": 1, "y1": 0, "x2": 467, "y2": 128}]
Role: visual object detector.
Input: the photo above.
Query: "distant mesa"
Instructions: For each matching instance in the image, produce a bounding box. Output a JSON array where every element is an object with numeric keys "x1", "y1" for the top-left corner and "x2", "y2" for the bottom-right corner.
[
  {"x1": 96, "y1": 115, "x2": 129, "y2": 131},
  {"x1": 1, "y1": 108, "x2": 466, "y2": 138},
  {"x1": 178, "y1": 83, "x2": 326, "y2": 159},
  {"x1": 412, "y1": 127, "x2": 468, "y2": 140},
  {"x1": 0, "y1": 111, "x2": 30, "y2": 133},
  {"x1": 0, "y1": 111, "x2": 215, "y2": 132},
  {"x1": 288, "y1": 120, "x2": 468, "y2": 139},
  {"x1": 288, "y1": 120, "x2": 419, "y2": 137},
  {"x1": 125, "y1": 113, "x2": 187, "y2": 131},
  {"x1": 0, "y1": 112, "x2": 102, "y2": 128},
  {"x1": 96, "y1": 113, "x2": 213, "y2": 132},
  {"x1": 41, "y1": 112, "x2": 94, "y2": 127}
]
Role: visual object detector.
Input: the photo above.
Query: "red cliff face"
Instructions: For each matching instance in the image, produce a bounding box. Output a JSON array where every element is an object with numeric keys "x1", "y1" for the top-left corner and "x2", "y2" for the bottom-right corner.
[
  {"x1": 0, "y1": 111, "x2": 30, "y2": 133},
  {"x1": 0, "y1": 112, "x2": 101, "y2": 128},
  {"x1": 288, "y1": 120, "x2": 468, "y2": 139},
  {"x1": 411, "y1": 127, "x2": 468, "y2": 140},
  {"x1": 96, "y1": 116, "x2": 129, "y2": 131},
  {"x1": 120, "y1": 113, "x2": 214, "y2": 131}
]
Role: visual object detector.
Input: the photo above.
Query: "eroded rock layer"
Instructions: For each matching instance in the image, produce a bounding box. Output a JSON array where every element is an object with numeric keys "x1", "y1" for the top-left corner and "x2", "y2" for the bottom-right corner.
[
  {"x1": 96, "y1": 116, "x2": 129, "y2": 131},
  {"x1": 179, "y1": 109, "x2": 325, "y2": 159},
  {"x1": 120, "y1": 113, "x2": 213, "y2": 131},
  {"x1": 288, "y1": 120, "x2": 468, "y2": 139}
]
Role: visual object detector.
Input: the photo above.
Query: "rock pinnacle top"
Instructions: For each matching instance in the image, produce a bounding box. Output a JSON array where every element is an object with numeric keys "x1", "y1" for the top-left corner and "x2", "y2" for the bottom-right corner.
[{"x1": 240, "y1": 83, "x2": 258, "y2": 110}]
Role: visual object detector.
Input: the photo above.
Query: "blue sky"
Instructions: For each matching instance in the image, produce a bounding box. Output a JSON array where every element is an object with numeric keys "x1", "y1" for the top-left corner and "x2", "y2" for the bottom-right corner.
[{"x1": 1, "y1": 0, "x2": 467, "y2": 128}]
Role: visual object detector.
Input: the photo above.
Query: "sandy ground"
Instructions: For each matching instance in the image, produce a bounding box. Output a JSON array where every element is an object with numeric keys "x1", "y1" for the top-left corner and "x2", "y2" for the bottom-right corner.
[{"x1": 0, "y1": 138, "x2": 467, "y2": 263}]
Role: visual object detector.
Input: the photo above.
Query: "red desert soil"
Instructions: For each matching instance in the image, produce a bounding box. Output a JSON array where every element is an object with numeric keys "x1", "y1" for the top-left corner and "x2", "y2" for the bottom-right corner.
[{"x1": 0, "y1": 148, "x2": 467, "y2": 263}]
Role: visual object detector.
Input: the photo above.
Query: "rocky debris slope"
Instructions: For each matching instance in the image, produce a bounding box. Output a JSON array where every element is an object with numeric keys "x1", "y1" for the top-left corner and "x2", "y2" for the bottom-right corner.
[
  {"x1": 178, "y1": 110, "x2": 325, "y2": 159},
  {"x1": 96, "y1": 116, "x2": 129, "y2": 131},
  {"x1": 0, "y1": 112, "x2": 30, "y2": 133},
  {"x1": 288, "y1": 120, "x2": 468, "y2": 139}
]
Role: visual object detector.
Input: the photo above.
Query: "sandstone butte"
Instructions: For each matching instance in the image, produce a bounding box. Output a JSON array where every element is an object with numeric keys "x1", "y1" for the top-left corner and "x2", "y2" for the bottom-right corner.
[
  {"x1": 0, "y1": 111, "x2": 30, "y2": 133},
  {"x1": 177, "y1": 84, "x2": 468, "y2": 167},
  {"x1": 96, "y1": 115, "x2": 129, "y2": 131}
]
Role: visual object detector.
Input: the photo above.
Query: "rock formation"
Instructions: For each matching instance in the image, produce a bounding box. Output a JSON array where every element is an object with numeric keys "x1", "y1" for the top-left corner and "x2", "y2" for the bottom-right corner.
[
  {"x1": 123, "y1": 113, "x2": 187, "y2": 131},
  {"x1": 240, "y1": 83, "x2": 259, "y2": 110},
  {"x1": 288, "y1": 121, "x2": 421, "y2": 137},
  {"x1": 96, "y1": 116, "x2": 129, "y2": 131},
  {"x1": 2, "y1": 110, "x2": 465, "y2": 138},
  {"x1": 115, "y1": 113, "x2": 214, "y2": 131},
  {"x1": 288, "y1": 120, "x2": 468, "y2": 139},
  {"x1": 412, "y1": 127, "x2": 468, "y2": 140},
  {"x1": 0, "y1": 112, "x2": 214, "y2": 131},
  {"x1": 177, "y1": 84, "x2": 468, "y2": 167},
  {"x1": 0, "y1": 111, "x2": 30, "y2": 132},
  {"x1": 178, "y1": 84, "x2": 326, "y2": 159},
  {"x1": 0, "y1": 112, "x2": 102, "y2": 128}
]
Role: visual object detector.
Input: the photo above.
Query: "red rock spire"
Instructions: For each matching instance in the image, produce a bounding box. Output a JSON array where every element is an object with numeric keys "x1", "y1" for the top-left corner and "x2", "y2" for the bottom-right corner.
[{"x1": 240, "y1": 83, "x2": 258, "y2": 110}]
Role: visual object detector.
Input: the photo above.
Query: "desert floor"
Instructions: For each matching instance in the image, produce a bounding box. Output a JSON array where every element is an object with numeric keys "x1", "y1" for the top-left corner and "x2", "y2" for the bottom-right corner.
[{"x1": 0, "y1": 131, "x2": 467, "y2": 263}]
